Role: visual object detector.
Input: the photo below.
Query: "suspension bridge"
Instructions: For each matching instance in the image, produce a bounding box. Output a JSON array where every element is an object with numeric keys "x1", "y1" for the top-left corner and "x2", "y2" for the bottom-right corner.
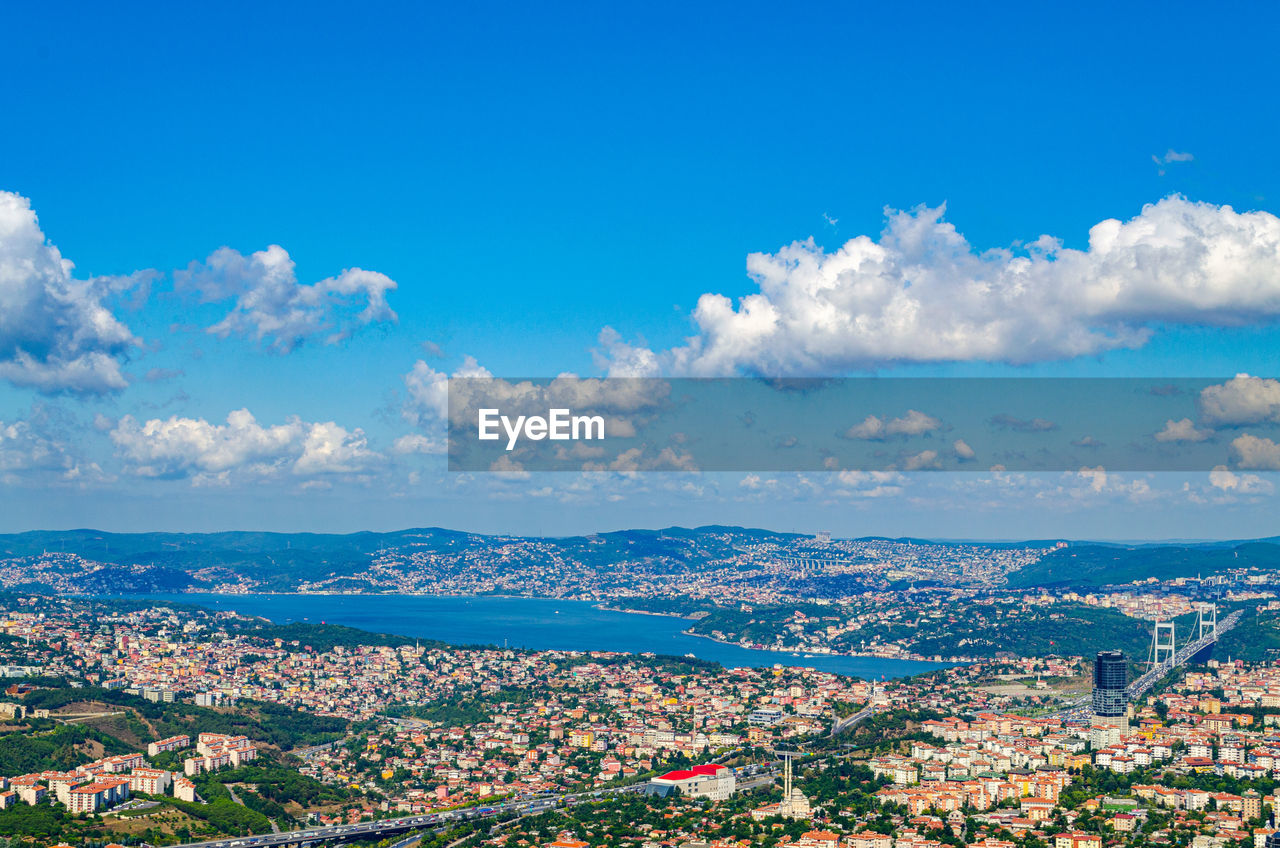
[
  {"x1": 1125, "y1": 604, "x2": 1242, "y2": 701},
  {"x1": 1052, "y1": 603, "x2": 1240, "y2": 718}
]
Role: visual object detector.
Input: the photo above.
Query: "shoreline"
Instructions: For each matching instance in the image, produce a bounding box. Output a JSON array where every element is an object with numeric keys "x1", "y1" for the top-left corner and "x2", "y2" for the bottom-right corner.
[
  {"x1": 677, "y1": 626, "x2": 967, "y2": 665},
  {"x1": 591, "y1": 603, "x2": 700, "y2": 621}
]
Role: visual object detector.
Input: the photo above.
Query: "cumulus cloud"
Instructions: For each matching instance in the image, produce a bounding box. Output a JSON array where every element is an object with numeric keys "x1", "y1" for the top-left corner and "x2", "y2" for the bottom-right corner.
[
  {"x1": 109, "y1": 408, "x2": 381, "y2": 481},
  {"x1": 402, "y1": 355, "x2": 493, "y2": 426},
  {"x1": 595, "y1": 327, "x2": 661, "y2": 378},
  {"x1": 1198, "y1": 374, "x2": 1280, "y2": 427},
  {"x1": 1064, "y1": 469, "x2": 1151, "y2": 501},
  {"x1": 902, "y1": 449, "x2": 940, "y2": 471},
  {"x1": 953, "y1": 439, "x2": 976, "y2": 460},
  {"x1": 1076, "y1": 466, "x2": 1109, "y2": 493},
  {"x1": 601, "y1": 197, "x2": 1280, "y2": 376},
  {"x1": 583, "y1": 445, "x2": 697, "y2": 472},
  {"x1": 0, "y1": 191, "x2": 140, "y2": 393},
  {"x1": 293, "y1": 421, "x2": 380, "y2": 475},
  {"x1": 1153, "y1": 417, "x2": 1213, "y2": 443},
  {"x1": 1209, "y1": 465, "x2": 1273, "y2": 494},
  {"x1": 1230, "y1": 434, "x2": 1280, "y2": 471},
  {"x1": 843, "y1": 409, "x2": 942, "y2": 440},
  {"x1": 834, "y1": 470, "x2": 905, "y2": 498},
  {"x1": 179, "y1": 245, "x2": 397, "y2": 352}
]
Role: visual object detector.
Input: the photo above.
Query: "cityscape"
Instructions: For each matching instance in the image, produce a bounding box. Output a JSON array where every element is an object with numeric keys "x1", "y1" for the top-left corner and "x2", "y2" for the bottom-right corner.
[{"x1": 2, "y1": 532, "x2": 1280, "y2": 847}]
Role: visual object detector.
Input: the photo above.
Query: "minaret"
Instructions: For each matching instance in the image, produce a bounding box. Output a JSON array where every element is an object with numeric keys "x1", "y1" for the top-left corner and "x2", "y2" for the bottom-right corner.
[{"x1": 783, "y1": 754, "x2": 792, "y2": 803}]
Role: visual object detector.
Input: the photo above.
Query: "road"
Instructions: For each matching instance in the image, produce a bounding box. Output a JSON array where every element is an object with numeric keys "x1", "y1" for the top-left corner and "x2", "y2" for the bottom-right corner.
[
  {"x1": 170, "y1": 759, "x2": 786, "y2": 848},
  {"x1": 170, "y1": 779, "x2": 654, "y2": 847},
  {"x1": 53, "y1": 710, "x2": 125, "y2": 724},
  {"x1": 830, "y1": 701, "x2": 874, "y2": 736},
  {"x1": 290, "y1": 740, "x2": 342, "y2": 759}
]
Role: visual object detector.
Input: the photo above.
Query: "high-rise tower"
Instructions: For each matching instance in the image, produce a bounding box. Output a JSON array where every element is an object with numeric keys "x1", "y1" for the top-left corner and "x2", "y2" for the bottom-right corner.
[{"x1": 1092, "y1": 650, "x2": 1127, "y2": 722}]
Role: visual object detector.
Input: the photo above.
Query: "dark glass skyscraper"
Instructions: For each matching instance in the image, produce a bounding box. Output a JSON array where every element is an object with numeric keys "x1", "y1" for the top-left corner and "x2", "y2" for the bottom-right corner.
[{"x1": 1092, "y1": 650, "x2": 1127, "y2": 719}]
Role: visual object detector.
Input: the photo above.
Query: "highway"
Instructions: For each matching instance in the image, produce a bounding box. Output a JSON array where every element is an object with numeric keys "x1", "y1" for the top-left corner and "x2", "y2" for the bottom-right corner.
[
  {"x1": 830, "y1": 701, "x2": 874, "y2": 736},
  {"x1": 170, "y1": 779, "x2": 655, "y2": 847},
  {"x1": 170, "y1": 758, "x2": 786, "y2": 848}
]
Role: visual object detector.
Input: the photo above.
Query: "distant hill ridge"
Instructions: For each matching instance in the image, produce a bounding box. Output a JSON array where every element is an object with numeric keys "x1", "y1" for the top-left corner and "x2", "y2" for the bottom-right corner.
[{"x1": 1, "y1": 526, "x2": 1277, "y2": 592}]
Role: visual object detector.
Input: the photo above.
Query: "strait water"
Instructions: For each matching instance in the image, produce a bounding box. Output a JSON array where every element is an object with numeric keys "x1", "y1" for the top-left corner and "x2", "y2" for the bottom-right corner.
[{"x1": 128, "y1": 593, "x2": 948, "y2": 680}]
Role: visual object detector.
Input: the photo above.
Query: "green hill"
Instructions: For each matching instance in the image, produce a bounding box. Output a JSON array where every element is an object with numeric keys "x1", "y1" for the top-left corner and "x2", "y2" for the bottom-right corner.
[{"x1": 1007, "y1": 542, "x2": 1280, "y2": 588}]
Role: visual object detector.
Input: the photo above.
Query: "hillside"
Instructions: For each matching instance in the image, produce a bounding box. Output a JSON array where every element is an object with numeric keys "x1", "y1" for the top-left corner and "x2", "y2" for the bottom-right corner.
[
  {"x1": 0, "y1": 688, "x2": 350, "y2": 843},
  {"x1": 1006, "y1": 542, "x2": 1280, "y2": 588}
]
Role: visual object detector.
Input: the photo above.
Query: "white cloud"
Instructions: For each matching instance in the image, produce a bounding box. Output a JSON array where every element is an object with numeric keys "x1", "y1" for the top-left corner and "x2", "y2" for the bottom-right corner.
[
  {"x1": 488, "y1": 455, "x2": 528, "y2": 476},
  {"x1": 403, "y1": 355, "x2": 493, "y2": 426},
  {"x1": 1209, "y1": 465, "x2": 1273, "y2": 494},
  {"x1": 1077, "y1": 466, "x2": 1109, "y2": 493},
  {"x1": 179, "y1": 244, "x2": 397, "y2": 352},
  {"x1": 293, "y1": 421, "x2": 380, "y2": 475},
  {"x1": 902, "y1": 449, "x2": 940, "y2": 471},
  {"x1": 110, "y1": 408, "x2": 381, "y2": 480},
  {"x1": 1230, "y1": 434, "x2": 1280, "y2": 471},
  {"x1": 732, "y1": 470, "x2": 907, "y2": 502},
  {"x1": 583, "y1": 445, "x2": 697, "y2": 472},
  {"x1": 844, "y1": 416, "x2": 886, "y2": 440},
  {"x1": 595, "y1": 327, "x2": 661, "y2": 378},
  {"x1": 0, "y1": 191, "x2": 140, "y2": 393},
  {"x1": 887, "y1": 409, "x2": 943, "y2": 436},
  {"x1": 843, "y1": 409, "x2": 942, "y2": 440},
  {"x1": 1153, "y1": 417, "x2": 1213, "y2": 443},
  {"x1": 830, "y1": 470, "x2": 906, "y2": 499},
  {"x1": 953, "y1": 439, "x2": 976, "y2": 460},
  {"x1": 835, "y1": 470, "x2": 903, "y2": 489},
  {"x1": 1198, "y1": 374, "x2": 1280, "y2": 427},
  {"x1": 603, "y1": 197, "x2": 1280, "y2": 376}
]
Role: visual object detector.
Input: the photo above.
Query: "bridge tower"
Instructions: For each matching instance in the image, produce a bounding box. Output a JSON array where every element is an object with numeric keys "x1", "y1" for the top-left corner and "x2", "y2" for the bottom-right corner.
[
  {"x1": 1149, "y1": 621, "x2": 1176, "y2": 668},
  {"x1": 1197, "y1": 604, "x2": 1217, "y2": 640}
]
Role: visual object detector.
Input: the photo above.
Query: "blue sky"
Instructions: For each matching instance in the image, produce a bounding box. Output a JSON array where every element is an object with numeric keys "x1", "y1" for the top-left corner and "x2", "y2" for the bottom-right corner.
[{"x1": 1, "y1": 1, "x2": 1279, "y2": 538}]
